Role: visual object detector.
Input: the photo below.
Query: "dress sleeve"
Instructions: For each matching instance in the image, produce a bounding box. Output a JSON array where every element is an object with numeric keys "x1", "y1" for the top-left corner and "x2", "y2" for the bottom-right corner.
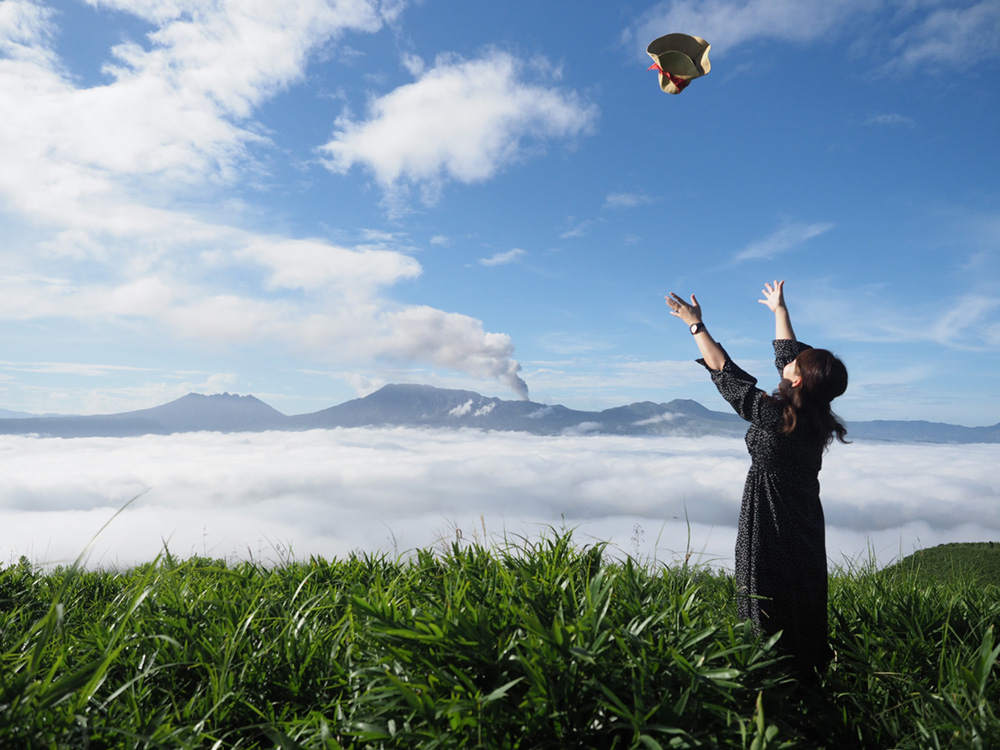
[
  {"x1": 773, "y1": 339, "x2": 812, "y2": 376},
  {"x1": 696, "y1": 352, "x2": 782, "y2": 427}
]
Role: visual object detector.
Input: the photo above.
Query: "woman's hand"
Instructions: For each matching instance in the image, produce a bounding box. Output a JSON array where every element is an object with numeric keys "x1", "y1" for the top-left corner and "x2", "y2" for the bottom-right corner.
[
  {"x1": 760, "y1": 280, "x2": 796, "y2": 341},
  {"x1": 758, "y1": 280, "x2": 786, "y2": 312},
  {"x1": 666, "y1": 291, "x2": 726, "y2": 370},
  {"x1": 666, "y1": 292, "x2": 702, "y2": 326}
]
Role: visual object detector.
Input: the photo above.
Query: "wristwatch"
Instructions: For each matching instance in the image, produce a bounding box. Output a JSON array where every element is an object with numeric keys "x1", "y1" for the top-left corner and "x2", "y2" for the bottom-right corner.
[{"x1": 690, "y1": 322, "x2": 705, "y2": 335}]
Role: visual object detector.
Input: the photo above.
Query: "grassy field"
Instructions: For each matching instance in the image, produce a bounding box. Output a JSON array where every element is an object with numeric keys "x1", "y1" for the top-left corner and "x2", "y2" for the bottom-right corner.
[{"x1": 1, "y1": 534, "x2": 998, "y2": 749}]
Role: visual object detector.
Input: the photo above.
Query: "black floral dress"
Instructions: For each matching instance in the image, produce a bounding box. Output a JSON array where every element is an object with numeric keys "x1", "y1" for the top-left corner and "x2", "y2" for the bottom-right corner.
[{"x1": 698, "y1": 339, "x2": 832, "y2": 672}]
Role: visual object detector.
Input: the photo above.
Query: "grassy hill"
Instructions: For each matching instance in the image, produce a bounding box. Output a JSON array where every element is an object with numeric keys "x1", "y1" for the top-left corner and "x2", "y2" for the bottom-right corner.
[{"x1": 880, "y1": 541, "x2": 1000, "y2": 588}]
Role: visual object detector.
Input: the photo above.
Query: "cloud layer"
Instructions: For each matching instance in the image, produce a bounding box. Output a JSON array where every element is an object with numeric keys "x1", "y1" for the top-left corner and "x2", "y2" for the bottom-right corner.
[{"x1": 3, "y1": 430, "x2": 996, "y2": 571}]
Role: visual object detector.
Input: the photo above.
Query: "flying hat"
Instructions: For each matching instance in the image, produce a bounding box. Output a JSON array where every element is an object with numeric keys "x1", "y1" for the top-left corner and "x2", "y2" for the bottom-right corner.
[{"x1": 646, "y1": 33, "x2": 711, "y2": 94}]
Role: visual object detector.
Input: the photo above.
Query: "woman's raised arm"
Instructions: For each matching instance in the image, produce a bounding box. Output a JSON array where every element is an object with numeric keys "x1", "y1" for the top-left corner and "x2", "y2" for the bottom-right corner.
[
  {"x1": 666, "y1": 292, "x2": 727, "y2": 371},
  {"x1": 759, "y1": 280, "x2": 796, "y2": 342}
]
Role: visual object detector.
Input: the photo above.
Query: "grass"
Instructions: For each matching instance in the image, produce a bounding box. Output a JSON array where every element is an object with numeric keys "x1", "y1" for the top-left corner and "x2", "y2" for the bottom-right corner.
[
  {"x1": 0, "y1": 535, "x2": 998, "y2": 748},
  {"x1": 878, "y1": 542, "x2": 1000, "y2": 589}
]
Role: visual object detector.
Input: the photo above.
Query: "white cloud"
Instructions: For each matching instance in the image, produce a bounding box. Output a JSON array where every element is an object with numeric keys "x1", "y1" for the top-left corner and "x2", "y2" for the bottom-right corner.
[
  {"x1": 237, "y1": 236, "x2": 422, "y2": 294},
  {"x1": 91, "y1": 0, "x2": 384, "y2": 118},
  {"x1": 0, "y1": 1, "x2": 370, "y2": 221},
  {"x1": 320, "y1": 50, "x2": 597, "y2": 203},
  {"x1": 625, "y1": 0, "x2": 1000, "y2": 72},
  {"x1": 0, "y1": 2, "x2": 532, "y2": 401},
  {"x1": 0, "y1": 0, "x2": 59, "y2": 68},
  {"x1": 887, "y1": 1, "x2": 1000, "y2": 72},
  {"x1": 733, "y1": 220, "x2": 834, "y2": 263},
  {"x1": 0, "y1": 1, "x2": 393, "y2": 227},
  {"x1": 478, "y1": 248, "x2": 526, "y2": 267},
  {"x1": 0, "y1": 359, "x2": 154, "y2": 377},
  {"x1": 0, "y1": 264, "x2": 532, "y2": 399},
  {"x1": 604, "y1": 192, "x2": 654, "y2": 209},
  {"x1": 626, "y1": 0, "x2": 872, "y2": 56},
  {"x1": 448, "y1": 400, "x2": 473, "y2": 417},
  {"x1": 633, "y1": 412, "x2": 679, "y2": 426},
  {"x1": 797, "y1": 279, "x2": 1000, "y2": 353},
  {"x1": 3, "y1": 430, "x2": 995, "y2": 571},
  {"x1": 560, "y1": 219, "x2": 592, "y2": 239},
  {"x1": 927, "y1": 294, "x2": 1000, "y2": 345},
  {"x1": 864, "y1": 113, "x2": 916, "y2": 128}
]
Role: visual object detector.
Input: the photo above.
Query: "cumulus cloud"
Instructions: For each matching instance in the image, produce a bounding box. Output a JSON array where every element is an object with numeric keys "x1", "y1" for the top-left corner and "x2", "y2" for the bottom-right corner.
[
  {"x1": 732, "y1": 220, "x2": 834, "y2": 263},
  {"x1": 2, "y1": 431, "x2": 996, "y2": 571},
  {"x1": 0, "y1": 1, "x2": 532, "y2": 401},
  {"x1": 320, "y1": 50, "x2": 597, "y2": 204},
  {"x1": 0, "y1": 1, "x2": 386, "y2": 213},
  {"x1": 237, "y1": 236, "x2": 423, "y2": 294}
]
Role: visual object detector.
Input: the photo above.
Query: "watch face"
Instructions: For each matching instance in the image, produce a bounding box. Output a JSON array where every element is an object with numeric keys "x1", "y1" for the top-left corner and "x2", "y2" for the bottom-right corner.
[{"x1": 690, "y1": 323, "x2": 700, "y2": 334}]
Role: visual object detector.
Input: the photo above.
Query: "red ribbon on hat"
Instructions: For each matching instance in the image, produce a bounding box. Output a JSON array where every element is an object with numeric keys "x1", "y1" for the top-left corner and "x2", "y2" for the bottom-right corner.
[{"x1": 647, "y1": 62, "x2": 692, "y2": 91}]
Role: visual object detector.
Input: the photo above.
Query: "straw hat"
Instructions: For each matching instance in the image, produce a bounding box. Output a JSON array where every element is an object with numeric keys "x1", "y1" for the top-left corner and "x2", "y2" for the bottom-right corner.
[{"x1": 646, "y1": 33, "x2": 711, "y2": 94}]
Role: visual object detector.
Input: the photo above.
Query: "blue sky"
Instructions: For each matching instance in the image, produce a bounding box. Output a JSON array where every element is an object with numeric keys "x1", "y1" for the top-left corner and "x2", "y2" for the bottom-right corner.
[{"x1": 1, "y1": 0, "x2": 998, "y2": 424}]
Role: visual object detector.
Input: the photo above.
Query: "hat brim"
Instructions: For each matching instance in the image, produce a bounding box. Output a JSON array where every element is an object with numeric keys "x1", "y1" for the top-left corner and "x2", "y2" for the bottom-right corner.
[{"x1": 646, "y1": 33, "x2": 711, "y2": 94}]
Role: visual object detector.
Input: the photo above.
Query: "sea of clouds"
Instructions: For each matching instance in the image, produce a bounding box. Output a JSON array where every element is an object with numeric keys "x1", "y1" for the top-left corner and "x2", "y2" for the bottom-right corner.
[{"x1": 2, "y1": 429, "x2": 997, "y2": 571}]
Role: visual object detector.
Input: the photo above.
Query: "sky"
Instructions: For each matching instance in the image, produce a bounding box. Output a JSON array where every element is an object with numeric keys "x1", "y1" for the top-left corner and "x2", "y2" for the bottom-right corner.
[
  {"x1": 3, "y1": 430, "x2": 998, "y2": 570},
  {"x1": 0, "y1": 0, "x2": 999, "y2": 426}
]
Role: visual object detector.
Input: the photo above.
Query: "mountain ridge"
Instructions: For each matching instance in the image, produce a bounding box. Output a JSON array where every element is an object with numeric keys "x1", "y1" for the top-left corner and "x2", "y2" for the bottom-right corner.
[{"x1": 1, "y1": 384, "x2": 997, "y2": 443}]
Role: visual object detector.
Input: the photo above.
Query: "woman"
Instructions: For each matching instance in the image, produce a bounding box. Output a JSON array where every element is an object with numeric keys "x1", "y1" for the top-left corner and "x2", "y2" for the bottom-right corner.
[{"x1": 665, "y1": 281, "x2": 848, "y2": 677}]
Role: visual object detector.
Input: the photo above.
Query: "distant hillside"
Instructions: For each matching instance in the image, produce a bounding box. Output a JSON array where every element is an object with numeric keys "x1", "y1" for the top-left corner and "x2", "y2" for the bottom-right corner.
[
  {"x1": 879, "y1": 542, "x2": 1000, "y2": 588},
  {"x1": 113, "y1": 393, "x2": 289, "y2": 433},
  {"x1": 0, "y1": 407, "x2": 66, "y2": 419},
  {"x1": 848, "y1": 420, "x2": 1000, "y2": 444},
  {"x1": 0, "y1": 384, "x2": 997, "y2": 442},
  {"x1": 286, "y1": 384, "x2": 746, "y2": 437}
]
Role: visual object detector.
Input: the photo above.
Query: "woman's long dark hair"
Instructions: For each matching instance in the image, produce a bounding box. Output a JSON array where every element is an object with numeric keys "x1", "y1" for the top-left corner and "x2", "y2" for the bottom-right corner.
[{"x1": 770, "y1": 348, "x2": 849, "y2": 447}]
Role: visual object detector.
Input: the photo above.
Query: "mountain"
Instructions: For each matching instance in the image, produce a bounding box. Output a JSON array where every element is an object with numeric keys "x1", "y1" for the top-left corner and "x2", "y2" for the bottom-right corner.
[
  {"x1": 288, "y1": 384, "x2": 582, "y2": 433},
  {"x1": 0, "y1": 384, "x2": 996, "y2": 443},
  {"x1": 847, "y1": 419, "x2": 1000, "y2": 444},
  {"x1": 0, "y1": 393, "x2": 287, "y2": 438},
  {"x1": 286, "y1": 384, "x2": 747, "y2": 437},
  {"x1": 112, "y1": 392, "x2": 289, "y2": 433},
  {"x1": 0, "y1": 407, "x2": 66, "y2": 419}
]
